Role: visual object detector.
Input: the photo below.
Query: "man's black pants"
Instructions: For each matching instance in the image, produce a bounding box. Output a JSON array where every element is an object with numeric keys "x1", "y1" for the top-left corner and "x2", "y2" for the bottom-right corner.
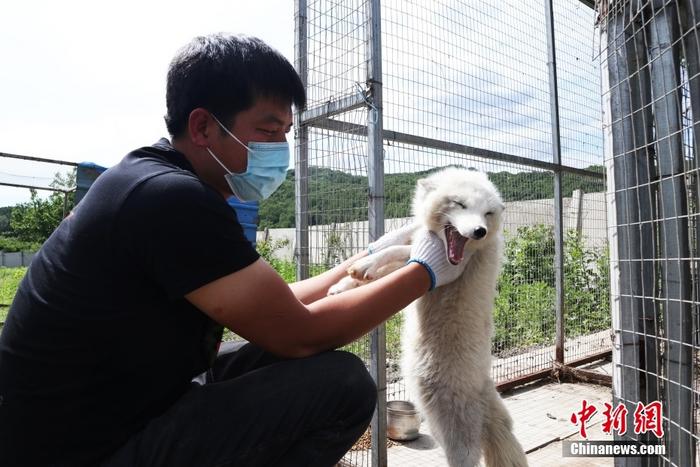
[{"x1": 101, "y1": 342, "x2": 377, "y2": 467}]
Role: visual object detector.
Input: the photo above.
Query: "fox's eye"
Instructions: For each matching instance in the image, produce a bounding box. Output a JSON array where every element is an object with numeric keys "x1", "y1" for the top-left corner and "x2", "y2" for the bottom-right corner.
[
  {"x1": 452, "y1": 200, "x2": 466, "y2": 209},
  {"x1": 485, "y1": 211, "x2": 494, "y2": 216}
]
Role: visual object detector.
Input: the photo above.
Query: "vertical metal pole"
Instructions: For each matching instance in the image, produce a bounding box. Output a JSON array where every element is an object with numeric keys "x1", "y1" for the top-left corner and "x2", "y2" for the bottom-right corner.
[
  {"x1": 607, "y1": 8, "x2": 645, "y2": 466},
  {"x1": 648, "y1": 2, "x2": 694, "y2": 464},
  {"x1": 684, "y1": 0, "x2": 700, "y2": 159},
  {"x1": 294, "y1": 0, "x2": 310, "y2": 281},
  {"x1": 683, "y1": 0, "x2": 700, "y2": 334},
  {"x1": 628, "y1": 18, "x2": 662, "y2": 467},
  {"x1": 62, "y1": 191, "x2": 68, "y2": 218},
  {"x1": 628, "y1": 19, "x2": 660, "y2": 464},
  {"x1": 601, "y1": 18, "x2": 629, "y2": 467},
  {"x1": 616, "y1": 11, "x2": 660, "y2": 464},
  {"x1": 367, "y1": 0, "x2": 386, "y2": 465},
  {"x1": 571, "y1": 189, "x2": 583, "y2": 234},
  {"x1": 544, "y1": 0, "x2": 565, "y2": 365}
]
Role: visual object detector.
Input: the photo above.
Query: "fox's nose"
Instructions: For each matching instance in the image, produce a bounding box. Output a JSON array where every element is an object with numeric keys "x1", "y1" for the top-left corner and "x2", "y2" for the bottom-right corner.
[{"x1": 473, "y1": 226, "x2": 487, "y2": 239}]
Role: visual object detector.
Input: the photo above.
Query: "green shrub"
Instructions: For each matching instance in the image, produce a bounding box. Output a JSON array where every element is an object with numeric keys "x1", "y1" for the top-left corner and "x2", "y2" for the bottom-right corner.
[
  {"x1": 0, "y1": 267, "x2": 27, "y2": 323},
  {"x1": 502, "y1": 224, "x2": 555, "y2": 286},
  {"x1": 256, "y1": 238, "x2": 295, "y2": 283},
  {"x1": 0, "y1": 236, "x2": 41, "y2": 253},
  {"x1": 494, "y1": 225, "x2": 610, "y2": 354},
  {"x1": 9, "y1": 171, "x2": 75, "y2": 244},
  {"x1": 0, "y1": 225, "x2": 613, "y2": 357},
  {"x1": 564, "y1": 232, "x2": 610, "y2": 336},
  {"x1": 385, "y1": 311, "x2": 403, "y2": 361},
  {"x1": 494, "y1": 280, "x2": 555, "y2": 353}
]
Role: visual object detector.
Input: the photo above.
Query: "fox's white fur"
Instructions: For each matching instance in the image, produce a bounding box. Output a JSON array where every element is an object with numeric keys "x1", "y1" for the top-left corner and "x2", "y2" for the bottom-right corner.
[{"x1": 329, "y1": 167, "x2": 528, "y2": 467}]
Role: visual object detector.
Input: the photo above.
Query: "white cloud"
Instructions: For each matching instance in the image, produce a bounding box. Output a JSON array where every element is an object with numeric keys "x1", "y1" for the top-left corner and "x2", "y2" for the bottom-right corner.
[
  {"x1": 0, "y1": 0, "x2": 294, "y2": 206},
  {"x1": 1, "y1": 0, "x2": 604, "y2": 208}
]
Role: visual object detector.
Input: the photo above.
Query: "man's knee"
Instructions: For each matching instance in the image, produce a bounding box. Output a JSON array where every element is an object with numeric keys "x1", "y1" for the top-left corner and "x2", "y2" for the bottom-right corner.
[{"x1": 322, "y1": 351, "x2": 377, "y2": 417}]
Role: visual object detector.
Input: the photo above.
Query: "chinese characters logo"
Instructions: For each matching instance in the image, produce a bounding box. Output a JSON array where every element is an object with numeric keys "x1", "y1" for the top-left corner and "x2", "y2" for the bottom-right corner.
[{"x1": 570, "y1": 400, "x2": 664, "y2": 439}]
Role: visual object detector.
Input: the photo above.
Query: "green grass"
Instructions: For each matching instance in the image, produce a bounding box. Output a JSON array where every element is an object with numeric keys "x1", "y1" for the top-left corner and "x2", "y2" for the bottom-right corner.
[
  {"x1": 0, "y1": 267, "x2": 27, "y2": 322},
  {"x1": 268, "y1": 258, "x2": 404, "y2": 357},
  {"x1": 0, "y1": 246, "x2": 610, "y2": 358},
  {"x1": 221, "y1": 257, "x2": 405, "y2": 352}
]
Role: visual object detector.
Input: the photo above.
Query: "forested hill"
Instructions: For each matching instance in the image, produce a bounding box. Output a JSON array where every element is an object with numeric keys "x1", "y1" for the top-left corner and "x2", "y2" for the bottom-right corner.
[{"x1": 258, "y1": 165, "x2": 605, "y2": 229}]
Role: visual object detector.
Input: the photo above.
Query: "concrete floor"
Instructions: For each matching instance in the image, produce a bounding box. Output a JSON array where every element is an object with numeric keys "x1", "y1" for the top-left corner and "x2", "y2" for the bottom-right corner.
[
  {"x1": 385, "y1": 381, "x2": 613, "y2": 466},
  {"x1": 340, "y1": 362, "x2": 615, "y2": 466}
]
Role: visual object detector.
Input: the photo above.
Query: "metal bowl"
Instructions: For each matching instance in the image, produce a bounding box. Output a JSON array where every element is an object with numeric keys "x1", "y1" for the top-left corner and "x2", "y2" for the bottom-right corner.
[{"x1": 386, "y1": 400, "x2": 420, "y2": 441}]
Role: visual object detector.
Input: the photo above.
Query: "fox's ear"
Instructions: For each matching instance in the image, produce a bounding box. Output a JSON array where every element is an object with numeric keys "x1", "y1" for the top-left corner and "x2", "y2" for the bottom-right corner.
[{"x1": 416, "y1": 177, "x2": 437, "y2": 193}]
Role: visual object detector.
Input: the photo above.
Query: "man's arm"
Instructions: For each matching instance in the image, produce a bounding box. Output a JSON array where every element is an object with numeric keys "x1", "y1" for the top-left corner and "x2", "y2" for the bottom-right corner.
[
  {"x1": 287, "y1": 222, "x2": 419, "y2": 304},
  {"x1": 185, "y1": 257, "x2": 430, "y2": 358}
]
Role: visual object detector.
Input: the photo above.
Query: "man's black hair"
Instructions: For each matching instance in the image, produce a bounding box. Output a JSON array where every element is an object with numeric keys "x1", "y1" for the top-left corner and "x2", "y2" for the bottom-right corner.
[{"x1": 165, "y1": 34, "x2": 306, "y2": 137}]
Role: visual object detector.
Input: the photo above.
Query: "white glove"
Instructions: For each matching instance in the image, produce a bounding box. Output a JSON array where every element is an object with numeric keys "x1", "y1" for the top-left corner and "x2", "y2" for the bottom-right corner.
[
  {"x1": 407, "y1": 229, "x2": 470, "y2": 290},
  {"x1": 368, "y1": 222, "x2": 419, "y2": 254}
]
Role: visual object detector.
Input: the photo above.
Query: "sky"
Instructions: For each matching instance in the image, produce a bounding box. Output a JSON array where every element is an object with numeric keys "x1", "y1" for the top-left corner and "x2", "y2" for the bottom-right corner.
[
  {"x1": 0, "y1": 0, "x2": 602, "y2": 208},
  {"x1": 300, "y1": 0, "x2": 601, "y2": 178},
  {"x1": 0, "y1": 0, "x2": 295, "y2": 207}
]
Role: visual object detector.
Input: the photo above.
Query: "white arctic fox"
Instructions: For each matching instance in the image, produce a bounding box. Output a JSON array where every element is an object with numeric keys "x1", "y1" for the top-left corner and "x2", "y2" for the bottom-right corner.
[{"x1": 330, "y1": 167, "x2": 528, "y2": 467}]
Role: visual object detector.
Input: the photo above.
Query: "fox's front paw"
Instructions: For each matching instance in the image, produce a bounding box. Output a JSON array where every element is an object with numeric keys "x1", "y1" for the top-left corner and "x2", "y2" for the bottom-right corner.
[
  {"x1": 328, "y1": 275, "x2": 362, "y2": 295},
  {"x1": 347, "y1": 255, "x2": 381, "y2": 281}
]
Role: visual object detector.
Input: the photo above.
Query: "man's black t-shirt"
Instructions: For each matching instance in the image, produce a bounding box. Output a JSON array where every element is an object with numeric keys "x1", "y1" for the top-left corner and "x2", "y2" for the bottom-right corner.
[{"x1": 0, "y1": 139, "x2": 259, "y2": 466}]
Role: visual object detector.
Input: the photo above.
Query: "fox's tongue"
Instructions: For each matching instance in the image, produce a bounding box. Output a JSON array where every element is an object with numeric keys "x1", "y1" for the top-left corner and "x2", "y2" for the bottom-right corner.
[{"x1": 445, "y1": 225, "x2": 468, "y2": 265}]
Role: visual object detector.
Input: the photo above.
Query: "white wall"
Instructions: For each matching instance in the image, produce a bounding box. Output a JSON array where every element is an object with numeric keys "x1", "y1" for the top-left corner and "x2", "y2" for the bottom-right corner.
[{"x1": 257, "y1": 191, "x2": 608, "y2": 263}]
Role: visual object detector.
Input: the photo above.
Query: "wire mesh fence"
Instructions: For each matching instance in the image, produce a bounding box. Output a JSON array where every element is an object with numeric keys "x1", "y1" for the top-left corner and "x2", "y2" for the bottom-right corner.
[
  {"x1": 0, "y1": 153, "x2": 76, "y2": 195},
  {"x1": 0, "y1": 153, "x2": 78, "y2": 255},
  {"x1": 599, "y1": 0, "x2": 699, "y2": 465},
  {"x1": 295, "y1": 0, "x2": 607, "y2": 464}
]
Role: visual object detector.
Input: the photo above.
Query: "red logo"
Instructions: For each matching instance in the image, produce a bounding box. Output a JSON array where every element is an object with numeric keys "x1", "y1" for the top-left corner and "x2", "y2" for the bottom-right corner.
[
  {"x1": 601, "y1": 402, "x2": 628, "y2": 436},
  {"x1": 633, "y1": 401, "x2": 664, "y2": 438},
  {"x1": 570, "y1": 400, "x2": 664, "y2": 439}
]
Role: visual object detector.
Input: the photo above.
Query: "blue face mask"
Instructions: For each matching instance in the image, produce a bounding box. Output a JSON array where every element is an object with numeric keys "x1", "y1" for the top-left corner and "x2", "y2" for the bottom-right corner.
[{"x1": 206, "y1": 115, "x2": 290, "y2": 202}]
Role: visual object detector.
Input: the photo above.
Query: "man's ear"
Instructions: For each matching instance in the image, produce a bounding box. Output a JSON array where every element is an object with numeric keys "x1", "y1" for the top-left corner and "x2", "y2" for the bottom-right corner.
[{"x1": 188, "y1": 108, "x2": 215, "y2": 147}]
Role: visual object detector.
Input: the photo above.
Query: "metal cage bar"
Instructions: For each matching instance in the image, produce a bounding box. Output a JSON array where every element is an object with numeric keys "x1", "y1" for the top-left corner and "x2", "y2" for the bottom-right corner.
[
  {"x1": 294, "y1": 0, "x2": 310, "y2": 281},
  {"x1": 366, "y1": 0, "x2": 387, "y2": 464},
  {"x1": 544, "y1": 0, "x2": 567, "y2": 365},
  {"x1": 295, "y1": 1, "x2": 609, "y2": 464},
  {"x1": 601, "y1": 0, "x2": 699, "y2": 465}
]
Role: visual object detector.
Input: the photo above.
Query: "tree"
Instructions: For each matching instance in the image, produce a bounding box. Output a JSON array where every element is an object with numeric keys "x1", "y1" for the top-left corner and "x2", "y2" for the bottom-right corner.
[
  {"x1": 0, "y1": 206, "x2": 12, "y2": 235},
  {"x1": 257, "y1": 166, "x2": 605, "y2": 229},
  {"x1": 9, "y1": 170, "x2": 76, "y2": 244}
]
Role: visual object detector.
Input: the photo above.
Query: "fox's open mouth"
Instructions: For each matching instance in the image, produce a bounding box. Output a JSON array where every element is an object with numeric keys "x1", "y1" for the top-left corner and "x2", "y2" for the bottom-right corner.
[{"x1": 445, "y1": 224, "x2": 468, "y2": 265}]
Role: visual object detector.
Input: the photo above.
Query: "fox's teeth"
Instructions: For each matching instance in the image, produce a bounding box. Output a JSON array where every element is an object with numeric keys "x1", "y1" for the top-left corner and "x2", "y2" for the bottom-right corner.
[{"x1": 445, "y1": 224, "x2": 468, "y2": 265}]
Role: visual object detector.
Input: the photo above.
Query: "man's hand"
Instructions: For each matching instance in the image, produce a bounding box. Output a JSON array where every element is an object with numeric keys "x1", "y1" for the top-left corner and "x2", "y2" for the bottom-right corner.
[{"x1": 407, "y1": 229, "x2": 469, "y2": 290}]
